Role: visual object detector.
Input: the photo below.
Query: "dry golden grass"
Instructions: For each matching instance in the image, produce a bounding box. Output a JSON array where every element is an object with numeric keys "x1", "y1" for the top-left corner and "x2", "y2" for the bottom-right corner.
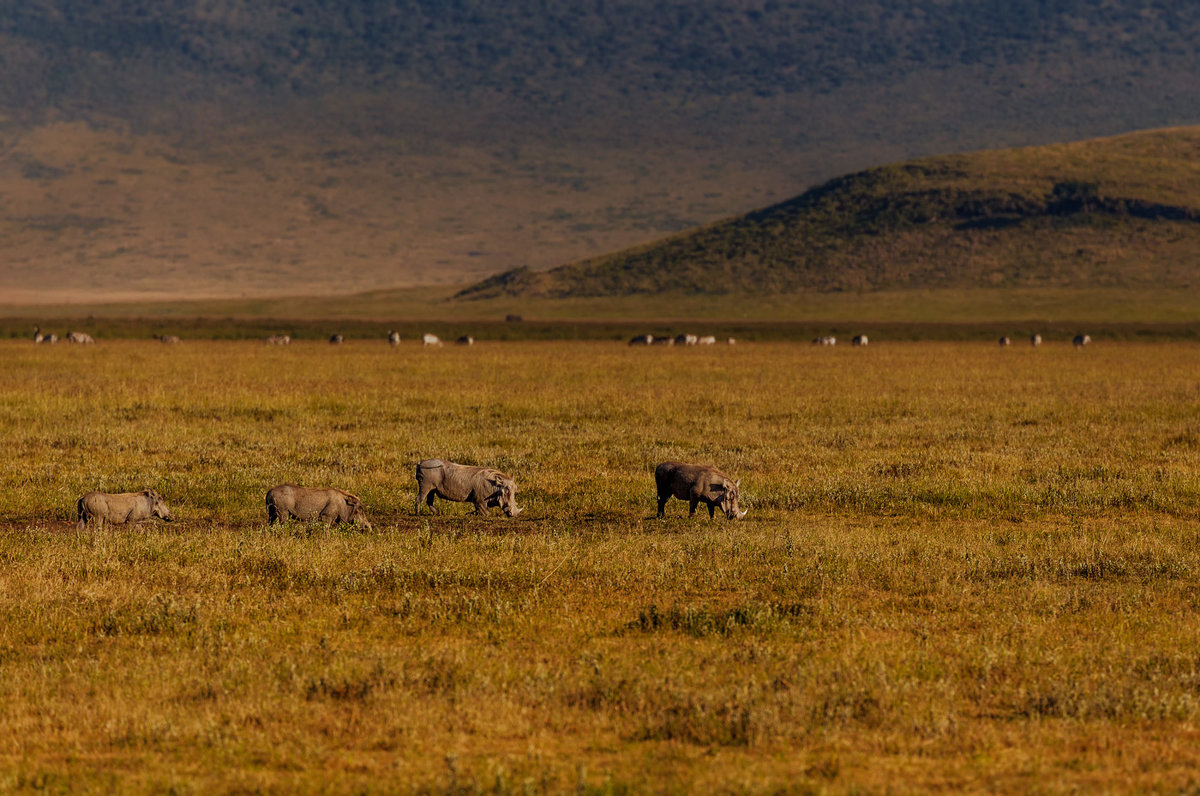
[{"x1": 2, "y1": 339, "x2": 1200, "y2": 793}]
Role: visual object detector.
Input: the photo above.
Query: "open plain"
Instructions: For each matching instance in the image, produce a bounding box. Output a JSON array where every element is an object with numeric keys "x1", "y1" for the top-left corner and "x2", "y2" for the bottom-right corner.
[{"x1": 2, "y1": 339, "x2": 1200, "y2": 793}]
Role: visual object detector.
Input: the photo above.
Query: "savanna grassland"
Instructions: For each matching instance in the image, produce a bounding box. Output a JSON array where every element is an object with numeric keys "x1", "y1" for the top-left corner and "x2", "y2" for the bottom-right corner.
[{"x1": 3, "y1": 339, "x2": 1200, "y2": 793}]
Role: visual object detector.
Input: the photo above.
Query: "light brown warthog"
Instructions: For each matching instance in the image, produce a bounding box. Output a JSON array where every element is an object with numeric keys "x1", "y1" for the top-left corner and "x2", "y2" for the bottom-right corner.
[
  {"x1": 265, "y1": 485, "x2": 372, "y2": 529},
  {"x1": 77, "y1": 490, "x2": 174, "y2": 530},
  {"x1": 415, "y1": 459, "x2": 521, "y2": 517},
  {"x1": 655, "y1": 461, "x2": 747, "y2": 520}
]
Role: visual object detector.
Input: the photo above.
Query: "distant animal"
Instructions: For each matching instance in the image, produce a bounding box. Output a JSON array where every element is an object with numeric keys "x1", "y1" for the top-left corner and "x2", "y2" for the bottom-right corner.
[
  {"x1": 652, "y1": 336, "x2": 675, "y2": 346},
  {"x1": 999, "y1": 336, "x2": 1011, "y2": 346},
  {"x1": 852, "y1": 334, "x2": 869, "y2": 347},
  {"x1": 155, "y1": 334, "x2": 181, "y2": 344},
  {"x1": 265, "y1": 485, "x2": 372, "y2": 530},
  {"x1": 329, "y1": 334, "x2": 345, "y2": 344},
  {"x1": 697, "y1": 336, "x2": 717, "y2": 345},
  {"x1": 414, "y1": 459, "x2": 522, "y2": 517},
  {"x1": 655, "y1": 461, "x2": 747, "y2": 520},
  {"x1": 77, "y1": 489, "x2": 173, "y2": 531},
  {"x1": 266, "y1": 335, "x2": 291, "y2": 345},
  {"x1": 629, "y1": 334, "x2": 654, "y2": 346},
  {"x1": 33, "y1": 327, "x2": 57, "y2": 344},
  {"x1": 1073, "y1": 334, "x2": 1092, "y2": 347},
  {"x1": 456, "y1": 335, "x2": 475, "y2": 345},
  {"x1": 813, "y1": 336, "x2": 836, "y2": 346},
  {"x1": 422, "y1": 334, "x2": 443, "y2": 347},
  {"x1": 726, "y1": 338, "x2": 736, "y2": 345},
  {"x1": 674, "y1": 334, "x2": 698, "y2": 346},
  {"x1": 505, "y1": 314, "x2": 524, "y2": 323},
  {"x1": 66, "y1": 331, "x2": 95, "y2": 344},
  {"x1": 1030, "y1": 334, "x2": 1042, "y2": 347},
  {"x1": 388, "y1": 331, "x2": 401, "y2": 346}
]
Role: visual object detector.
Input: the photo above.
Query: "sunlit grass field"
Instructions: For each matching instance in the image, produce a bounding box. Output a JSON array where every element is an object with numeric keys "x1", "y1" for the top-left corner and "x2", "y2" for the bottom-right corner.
[{"x1": 2, "y1": 339, "x2": 1200, "y2": 793}]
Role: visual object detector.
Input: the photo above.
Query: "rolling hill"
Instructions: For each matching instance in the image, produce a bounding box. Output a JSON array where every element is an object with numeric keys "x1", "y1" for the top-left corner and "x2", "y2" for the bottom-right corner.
[
  {"x1": 4, "y1": 2, "x2": 1200, "y2": 304},
  {"x1": 455, "y1": 128, "x2": 1200, "y2": 300}
]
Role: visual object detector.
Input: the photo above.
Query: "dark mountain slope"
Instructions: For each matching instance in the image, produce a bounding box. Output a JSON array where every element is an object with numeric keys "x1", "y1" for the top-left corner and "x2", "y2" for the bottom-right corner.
[{"x1": 456, "y1": 128, "x2": 1200, "y2": 298}]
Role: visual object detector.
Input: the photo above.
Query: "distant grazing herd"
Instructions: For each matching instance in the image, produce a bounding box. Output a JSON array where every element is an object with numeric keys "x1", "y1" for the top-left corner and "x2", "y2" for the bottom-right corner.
[
  {"x1": 34, "y1": 323, "x2": 1097, "y2": 532},
  {"x1": 73, "y1": 459, "x2": 746, "y2": 532},
  {"x1": 29, "y1": 327, "x2": 1095, "y2": 348}
]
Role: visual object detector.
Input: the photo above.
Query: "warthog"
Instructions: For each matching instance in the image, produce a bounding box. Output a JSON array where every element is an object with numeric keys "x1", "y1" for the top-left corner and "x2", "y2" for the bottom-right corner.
[
  {"x1": 155, "y1": 334, "x2": 181, "y2": 344},
  {"x1": 422, "y1": 333, "x2": 442, "y2": 347},
  {"x1": 66, "y1": 331, "x2": 95, "y2": 344},
  {"x1": 1030, "y1": 334, "x2": 1042, "y2": 347},
  {"x1": 999, "y1": 336, "x2": 1011, "y2": 346},
  {"x1": 629, "y1": 334, "x2": 654, "y2": 346},
  {"x1": 415, "y1": 459, "x2": 521, "y2": 517},
  {"x1": 329, "y1": 334, "x2": 345, "y2": 344},
  {"x1": 388, "y1": 331, "x2": 401, "y2": 346},
  {"x1": 655, "y1": 461, "x2": 747, "y2": 520},
  {"x1": 77, "y1": 489, "x2": 173, "y2": 531},
  {"x1": 1073, "y1": 334, "x2": 1092, "y2": 347},
  {"x1": 852, "y1": 334, "x2": 869, "y2": 346},
  {"x1": 456, "y1": 335, "x2": 475, "y2": 345},
  {"x1": 265, "y1": 485, "x2": 372, "y2": 529},
  {"x1": 266, "y1": 334, "x2": 291, "y2": 345}
]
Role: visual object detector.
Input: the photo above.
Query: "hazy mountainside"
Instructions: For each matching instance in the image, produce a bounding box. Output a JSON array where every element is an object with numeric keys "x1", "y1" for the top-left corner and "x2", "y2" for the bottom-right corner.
[
  {"x1": 456, "y1": 128, "x2": 1200, "y2": 299},
  {"x1": 4, "y1": 0, "x2": 1200, "y2": 114},
  {"x1": 3, "y1": 1, "x2": 1200, "y2": 303}
]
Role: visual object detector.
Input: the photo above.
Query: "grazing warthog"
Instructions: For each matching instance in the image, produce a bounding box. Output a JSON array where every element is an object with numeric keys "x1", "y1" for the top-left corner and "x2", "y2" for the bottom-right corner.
[
  {"x1": 66, "y1": 331, "x2": 95, "y2": 344},
  {"x1": 329, "y1": 334, "x2": 345, "y2": 344},
  {"x1": 629, "y1": 334, "x2": 654, "y2": 346},
  {"x1": 656, "y1": 461, "x2": 747, "y2": 520},
  {"x1": 266, "y1": 334, "x2": 291, "y2": 345},
  {"x1": 422, "y1": 333, "x2": 442, "y2": 347},
  {"x1": 697, "y1": 336, "x2": 717, "y2": 345},
  {"x1": 265, "y1": 485, "x2": 372, "y2": 530},
  {"x1": 155, "y1": 334, "x2": 181, "y2": 344},
  {"x1": 1030, "y1": 333, "x2": 1043, "y2": 347},
  {"x1": 388, "y1": 331, "x2": 401, "y2": 346},
  {"x1": 415, "y1": 459, "x2": 521, "y2": 517},
  {"x1": 999, "y1": 336, "x2": 1011, "y2": 346},
  {"x1": 77, "y1": 490, "x2": 173, "y2": 531},
  {"x1": 456, "y1": 335, "x2": 475, "y2": 345},
  {"x1": 1073, "y1": 334, "x2": 1092, "y2": 347},
  {"x1": 852, "y1": 334, "x2": 869, "y2": 347}
]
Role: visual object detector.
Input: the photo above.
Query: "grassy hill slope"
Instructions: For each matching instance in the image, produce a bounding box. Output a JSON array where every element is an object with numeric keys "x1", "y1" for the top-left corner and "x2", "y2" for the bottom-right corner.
[
  {"x1": 456, "y1": 128, "x2": 1200, "y2": 299},
  {"x1": 4, "y1": 2, "x2": 1200, "y2": 304}
]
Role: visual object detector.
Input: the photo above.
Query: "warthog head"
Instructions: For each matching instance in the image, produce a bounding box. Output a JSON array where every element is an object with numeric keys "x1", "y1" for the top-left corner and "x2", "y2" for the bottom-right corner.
[
  {"x1": 146, "y1": 490, "x2": 174, "y2": 522},
  {"x1": 710, "y1": 479, "x2": 747, "y2": 520},
  {"x1": 488, "y1": 476, "x2": 521, "y2": 517},
  {"x1": 347, "y1": 497, "x2": 373, "y2": 531}
]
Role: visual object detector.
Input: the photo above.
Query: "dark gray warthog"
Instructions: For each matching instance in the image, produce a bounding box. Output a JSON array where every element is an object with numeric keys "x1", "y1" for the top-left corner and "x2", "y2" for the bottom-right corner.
[
  {"x1": 414, "y1": 459, "x2": 521, "y2": 517},
  {"x1": 655, "y1": 461, "x2": 748, "y2": 520},
  {"x1": 77, "y1": 490, "x2": 174, "y2": 530},
  {"x1": 265, "y1": 485, "x2": 373, "y2": 530}
]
